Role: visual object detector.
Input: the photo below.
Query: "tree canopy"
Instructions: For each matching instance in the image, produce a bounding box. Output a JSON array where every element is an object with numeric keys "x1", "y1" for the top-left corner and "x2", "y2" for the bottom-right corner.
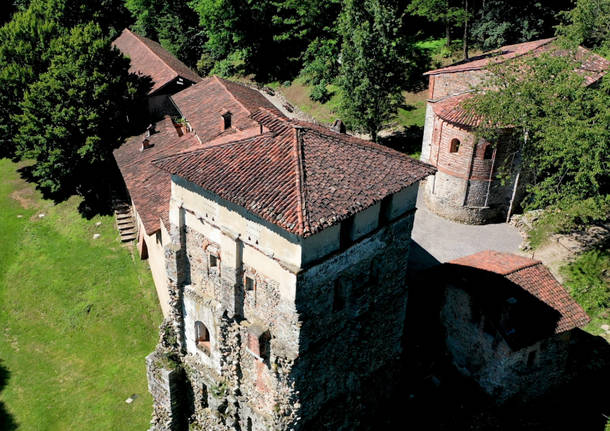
[
  {"x1": 338, "y1": 0, "x2": 413, "y2": 142},
  {"x1": 15, "y1": 23, "x2": 135, "y2": 194},
  {"x1": 466, "y1": 47, "x2": 609, "y2": 216}
]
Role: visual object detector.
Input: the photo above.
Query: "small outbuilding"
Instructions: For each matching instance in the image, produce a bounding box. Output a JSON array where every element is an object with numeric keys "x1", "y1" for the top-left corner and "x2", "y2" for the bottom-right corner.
[{"x1": 436, "y1": 250, "x2": 589, "y2": 402}]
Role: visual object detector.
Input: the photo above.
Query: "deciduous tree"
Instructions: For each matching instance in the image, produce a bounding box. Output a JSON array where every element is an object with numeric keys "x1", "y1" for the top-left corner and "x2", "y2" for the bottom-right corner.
[
  {"x1": 15, "y1": 23, "x2": 135, "y2": 194},
  {"x1": 466, "y1": 47, "x2": 609, "y2": 216},
  {"x1": 338, "y1": 0, "x2": 413, "y2": 141}
]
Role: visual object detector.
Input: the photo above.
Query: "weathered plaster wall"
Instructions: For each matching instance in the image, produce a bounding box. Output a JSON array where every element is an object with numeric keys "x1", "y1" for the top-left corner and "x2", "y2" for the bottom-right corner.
[
  {"x1": 441, "y1": 286, "x2": 570, "y2": 402},
  {"x1": 133, "y1": 206, "x2": 171, "y2": 316}
]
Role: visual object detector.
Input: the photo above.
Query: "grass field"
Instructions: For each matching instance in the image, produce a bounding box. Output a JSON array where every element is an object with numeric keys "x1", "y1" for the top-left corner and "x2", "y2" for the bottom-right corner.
[{"x1": 0, "y1": 159, "x2": 162, "y2": 430}]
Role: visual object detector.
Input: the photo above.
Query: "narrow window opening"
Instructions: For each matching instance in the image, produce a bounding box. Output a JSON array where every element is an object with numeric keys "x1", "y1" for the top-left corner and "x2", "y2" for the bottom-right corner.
[
  {"x1": 333, "y1": 279, "x2": 347, "y2": 312},
  {"x1": 527, "y1": 350, "x2": 536, "y2": 367},
  {"x1": 483, "y1": 145, "x2": 494, "y2": 159},
  {"x1": 245, "y1": 275, "x2": 255, "y2": 291},
  {"x1": 200, "y1": 383, "x2": 208, "y2": 409},
  {"x1": 379, "y1": 195, "x2": 393, "y2": 224},
  {"x1": 259, "y1": 330, "x2": 271, "y2": 366},
  {"x1": 209, "y1": 254, "x2": 218, "y2": 269},
  {"x1": 450, "y1": 138, "x2": 461, "y2": 153},
  {"x1": 247, "y1": 417, "x2": 253, "y2": 431},
  {"x1": 339, "y1": 216, "x2": 354, "y2": 249},
  {"x1": 195, "y1": 321, "x2": 210, "y2": 355}
]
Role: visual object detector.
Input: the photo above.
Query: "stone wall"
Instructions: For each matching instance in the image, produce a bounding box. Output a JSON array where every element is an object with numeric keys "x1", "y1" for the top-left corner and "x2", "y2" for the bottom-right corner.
[
  {"x1": 429, "y1": 70, "x2": 488, "y2": 100},
  {"x1": 290, "y1": 212, "x2": 415, "y2": 426},
  {"x1": 441, "y1": 286, "x2": 571, "y2": 402}
]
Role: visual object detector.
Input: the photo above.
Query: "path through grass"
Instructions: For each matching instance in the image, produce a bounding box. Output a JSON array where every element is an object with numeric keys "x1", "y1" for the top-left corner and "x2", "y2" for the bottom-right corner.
[{"x1": 0, "y1": 159, "x2": 162, "y2": 430}]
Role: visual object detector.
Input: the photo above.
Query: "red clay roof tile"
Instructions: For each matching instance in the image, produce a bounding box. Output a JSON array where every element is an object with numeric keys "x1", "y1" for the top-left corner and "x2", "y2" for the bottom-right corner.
[
  {"x1": 112, "y1": 28, "x2": 202, "y2": 95},
  {"x1": 153, "y1": 109, "x2": 436, "y2": 237},
  {"x1": 451, "y1": 251, "x2": 590, "y2": 333}
]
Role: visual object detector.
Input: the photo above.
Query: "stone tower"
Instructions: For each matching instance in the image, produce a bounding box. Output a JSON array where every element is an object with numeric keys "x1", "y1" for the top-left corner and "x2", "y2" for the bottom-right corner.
[
  {"x1": 145, "y1": 108, "x2": 435, "y2": 430},
  {"x1": 419, "y1": 38, "x2": 609, "y2": 224}
]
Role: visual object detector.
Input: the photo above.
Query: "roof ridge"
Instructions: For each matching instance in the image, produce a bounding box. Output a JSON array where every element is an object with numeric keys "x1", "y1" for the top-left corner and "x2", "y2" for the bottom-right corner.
[
  {"x1": 124, "y1": 28, "x2": 178, "y2": 82},
  {"x1": 502, "y1": 260, "x2": 543, "y2": 275},
  {"x1": 425, "y1": 37, "x2": 556, "y2": 75},
  {"x1": 213, "y1": 76, "x2": 256, "y2": 115},
  {"x1": 292, "y1": 126, "x2": 309, "y2": 236},
  {"x1": 152, "y1": 132, "x2": 276, "y2": 166}
]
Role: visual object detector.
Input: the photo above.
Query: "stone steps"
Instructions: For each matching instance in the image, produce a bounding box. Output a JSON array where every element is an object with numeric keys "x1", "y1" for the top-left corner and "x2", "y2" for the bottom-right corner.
[{"x1": 113, "y1": 199, "x2": 137, "y2": 243}]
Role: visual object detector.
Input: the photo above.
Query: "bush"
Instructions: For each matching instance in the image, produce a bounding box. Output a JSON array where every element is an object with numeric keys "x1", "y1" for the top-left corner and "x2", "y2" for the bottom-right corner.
[{"x1": 562, "y1": 250, "x2": 610, "y2": 316}]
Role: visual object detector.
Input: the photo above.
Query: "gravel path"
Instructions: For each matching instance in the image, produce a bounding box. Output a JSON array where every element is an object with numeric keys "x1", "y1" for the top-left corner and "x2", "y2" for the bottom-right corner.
[{"x1": 409, "y1": 191, "x2": 522, "y2": 273}]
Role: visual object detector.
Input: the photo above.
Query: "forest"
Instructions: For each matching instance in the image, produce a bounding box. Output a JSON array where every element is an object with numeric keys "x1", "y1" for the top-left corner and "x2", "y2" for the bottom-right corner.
[{"x1": 0, "y1": 0, "x2": 608, "y2": 229}]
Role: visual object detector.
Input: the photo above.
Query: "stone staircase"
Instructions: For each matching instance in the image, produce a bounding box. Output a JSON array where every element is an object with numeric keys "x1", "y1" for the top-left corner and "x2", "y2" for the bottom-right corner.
[{"x1": 112, "y1": 196, "x2": 137, "y2": 243}]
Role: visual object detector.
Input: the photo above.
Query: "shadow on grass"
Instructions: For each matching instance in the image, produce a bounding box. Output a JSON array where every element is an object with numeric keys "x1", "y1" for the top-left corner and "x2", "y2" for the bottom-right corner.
[
  {"x1": 17, "y1": 161, "x2": 122, "y2": 220},
  {"x1": 378, "y1": 125, "x2": 424, "y2": 157},
  {"x1": 0, "y1": 360, "x2": 18, "y2": 431}
]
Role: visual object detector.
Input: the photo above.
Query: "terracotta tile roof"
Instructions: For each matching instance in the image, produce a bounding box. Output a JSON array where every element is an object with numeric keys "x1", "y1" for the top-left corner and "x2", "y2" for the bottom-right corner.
[
  {"x1": 153, "y1": 108, "x2": 436, "y2": 237},
  {"x1": 112, "y1": 28, "x2": 202, "y2": 95},
  {"x1": 451, "y1": 251, "x2": 590, "y2": 333},
  {"x1": 113, "y1": 117, "x2": 201, "y2": 234},
  {"x1": 431, "y1": 93, "x2": 482, "y2": 128},
  {"x1": 170, "y1": 76, "x2": 283, "y2": 143},
  {"x1": 426, "y1": 38, "x2": 609, "y2": 85},
  {"x1": 425, "y1": 38, "x2": 555, "y2": 75}
]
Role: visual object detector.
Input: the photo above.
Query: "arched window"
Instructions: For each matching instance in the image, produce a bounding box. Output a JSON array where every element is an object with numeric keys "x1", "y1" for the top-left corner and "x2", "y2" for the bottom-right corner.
[
  {"x1": 449, "y1": 138, "x2": 460, "y2": 153},
  {"x1": 195, "y1": 321, "x2": 210, "y2": 355},
  {"x1": 483, "y1": 144, "x2": 494, "y2": 159}
]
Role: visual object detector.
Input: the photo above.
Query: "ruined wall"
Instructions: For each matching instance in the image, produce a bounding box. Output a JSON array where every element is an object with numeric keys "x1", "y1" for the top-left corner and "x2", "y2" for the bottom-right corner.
[
  {"x1": 291, "y1": 212, "x2": 415, "y2": 426},
  {"x1": 441, "y1": 286, "x2": 570, "y2": 402}
]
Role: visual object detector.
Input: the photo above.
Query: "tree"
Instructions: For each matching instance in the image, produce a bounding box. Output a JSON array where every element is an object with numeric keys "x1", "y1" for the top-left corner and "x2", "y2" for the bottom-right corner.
[
  {"x1": 407, "y1": 0, "x2": 467, "y2": 46},
  {"x1": 465, "y1": 46, "x2": 609, "y2": 216},
  {"x1": 557, "y1": 0, "x2": 610, "y2": 55},
  {"x1": 0, "y1": 4, "x2": 59, "y2": 158},
  {"x1": 14, "y1": 23, "x2": 135, "y2": 194},
  {"x1": 124, "y1": 0, "x2": 203, "y2": 67},
  {"x1": 338, "y1": 0, "x2": 413, "y2": 142},
  {"x1": 471, "y1": 0, "x2": 556, "y2": 50}
]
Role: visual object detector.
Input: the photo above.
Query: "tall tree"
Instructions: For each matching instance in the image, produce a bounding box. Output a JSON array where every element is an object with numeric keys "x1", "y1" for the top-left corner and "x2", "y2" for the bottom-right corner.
[
  {"x1": 407, "y1": 0, "x2": 467, "y2": 46},
  {"x1": 14, "y1": 23, "x2": 135, "y2": 194},
  {"x1": 338, "y1": 0, "x2": 413, "y2": 141},
  {"x1": 189, "y1": 0, "x2": 278, "y2": 79},
  {"x1": 471, "y1": 0, "x2": 559, "y2": 50},
  {"x1": 124, "y1": 0, "x2": 203, "y2": 67},
  {"x1": 465, "y1": 48, "x2": 609, "y2": 214},
  {"x1": 0, "y1": 4, "x2": 59, "y2": 158},
  {"x1": 557, "y1": 0, "x2": 610, "y2": 55}
]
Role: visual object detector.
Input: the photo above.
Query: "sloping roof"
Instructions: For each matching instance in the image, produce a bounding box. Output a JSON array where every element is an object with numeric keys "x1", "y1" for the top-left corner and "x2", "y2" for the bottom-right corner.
[
  {"x1": 425, "y1": 38, "x2": 555, "y2": 75},
  {"x1": 153, "y1": 108, "x2": 436, "y2": 237},
  {"x1": 113, "y1": 117, "x2": 201, "y2": 234},
  {"x1": 425, "y1": 38, "x2": 609, "y2": 85},
  {"x1": 451, "y1": 251, "x2": 590, "y2": 334},
  {"x1": 113, "y1": 76, "x2": 282, "y2": 234},
  {"x1": 431, "y1": 93, "x2": 482, "y2": 128},
  {"x1": 112, "y1": 28, "x2": 202, "y2": 95},
  {"x1": 171, "y1": 76, "x2": 283, "y2": 142}
]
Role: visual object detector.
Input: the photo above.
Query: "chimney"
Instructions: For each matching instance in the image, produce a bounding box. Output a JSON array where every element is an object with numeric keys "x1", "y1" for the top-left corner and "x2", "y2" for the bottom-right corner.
[
  {"x1": 331, "y1": 119, "x2": 346, "y2": 134},
  {"x1": 141, "y1": 138, "x2": 153, "y2": 151}
]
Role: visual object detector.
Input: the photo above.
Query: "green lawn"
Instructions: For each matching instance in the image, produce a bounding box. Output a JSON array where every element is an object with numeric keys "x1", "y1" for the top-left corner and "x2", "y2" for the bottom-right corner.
[{"x1": 0, "y1": 159, "x2": 162, "y2": 430}]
